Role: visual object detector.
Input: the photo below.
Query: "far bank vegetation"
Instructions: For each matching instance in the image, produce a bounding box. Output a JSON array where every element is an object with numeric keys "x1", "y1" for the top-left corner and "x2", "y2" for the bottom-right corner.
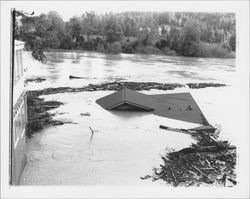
[{"x1": 16, "y1": 11, "x2": 236, "y2": 59}]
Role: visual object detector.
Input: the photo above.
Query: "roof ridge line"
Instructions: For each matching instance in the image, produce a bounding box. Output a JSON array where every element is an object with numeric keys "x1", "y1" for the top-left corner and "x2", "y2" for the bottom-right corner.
[{"x1": 122, "y1": 87, "x2": 125, "y2": 101}]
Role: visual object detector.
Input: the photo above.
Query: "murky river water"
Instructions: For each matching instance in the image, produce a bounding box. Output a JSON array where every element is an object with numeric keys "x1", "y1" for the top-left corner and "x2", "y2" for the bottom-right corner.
[
  {"x1": 24, "y1": 51, "x2": 235, "y2": 89},
  {"x1": 21, "y1": 51, "x2": 236, "y2": 185}
]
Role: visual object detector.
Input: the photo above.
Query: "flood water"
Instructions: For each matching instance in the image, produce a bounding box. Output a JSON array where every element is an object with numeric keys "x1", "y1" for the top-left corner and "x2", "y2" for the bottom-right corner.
[
  {"x1": 24, "y1": 51, "x2": 235, "y2": 90},
  {"x1": 21, "y1": 51, "x2": 237, "y2": 185}
]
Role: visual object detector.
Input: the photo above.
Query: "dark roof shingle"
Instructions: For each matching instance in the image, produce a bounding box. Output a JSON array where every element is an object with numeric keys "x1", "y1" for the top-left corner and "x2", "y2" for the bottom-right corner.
[{"x1": 96, "y1": 88, "x2": 209, "y2": 125}]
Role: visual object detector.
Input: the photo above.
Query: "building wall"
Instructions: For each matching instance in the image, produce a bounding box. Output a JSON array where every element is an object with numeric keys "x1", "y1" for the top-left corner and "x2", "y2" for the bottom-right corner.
[
  {"x1": 12, "y1": 92, "x2": 27, "y2": 185},
  {"x1": 13, "y1": 45, "x2": 24, "y2": 104},
  {"x1": 11, "y1": 40, "x2": 27, "y2": 185}
]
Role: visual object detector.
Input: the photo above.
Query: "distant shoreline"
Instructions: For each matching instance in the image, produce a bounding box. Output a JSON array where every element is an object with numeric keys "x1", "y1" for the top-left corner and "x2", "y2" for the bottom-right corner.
[{"x1": 28, "y1": 48, "x2": 235, "y2": 59}]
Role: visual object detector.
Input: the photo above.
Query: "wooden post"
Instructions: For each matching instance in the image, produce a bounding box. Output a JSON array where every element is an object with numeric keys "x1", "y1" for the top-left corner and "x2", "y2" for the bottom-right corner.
[{"x1": 89, "y1": 126, "x2": 94, "y2": 144}]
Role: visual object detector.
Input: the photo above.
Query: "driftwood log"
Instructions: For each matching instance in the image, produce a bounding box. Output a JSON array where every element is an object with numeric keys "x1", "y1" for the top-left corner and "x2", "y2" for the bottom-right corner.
[
  {"x1": 69, "y1": 75, "x2": 88, "y2": 79},
  {"x1": 173, "y1": 145, "x2": 236, "y2": 156}
]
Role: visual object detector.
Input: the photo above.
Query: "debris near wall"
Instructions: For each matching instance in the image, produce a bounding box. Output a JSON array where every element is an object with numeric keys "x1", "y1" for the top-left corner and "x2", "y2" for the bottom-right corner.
[
  {"x1": 25, "y1": 76, "x2": 46, "y2": 84},
  {"x1": 26, "y1": 91, "x2": 64, "y2": 138},
  {"x1": 187, "y1": 83, "x2": 226, "y2": 89},
  {"x1": 142, "y1": 132, "x2": 236, "y2": 187}
]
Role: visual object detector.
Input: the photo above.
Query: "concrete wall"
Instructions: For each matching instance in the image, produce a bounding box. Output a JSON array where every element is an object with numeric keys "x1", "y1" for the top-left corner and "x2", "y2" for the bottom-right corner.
[
  {"x1": 13, "y1": 44, "x2": 25, "y2": 104},
  {"x1": 11, "y1": 40, "x2": 27, "y2": 185},
  {"x1": 11, "y1": 92, "x2": 27, "y2": 185}
]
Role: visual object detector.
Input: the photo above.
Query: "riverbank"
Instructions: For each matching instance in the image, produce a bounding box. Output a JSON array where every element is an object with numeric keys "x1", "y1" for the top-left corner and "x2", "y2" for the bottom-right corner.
[{"x1": 42, "y1": 46, "x2": 235, "y2": 59}]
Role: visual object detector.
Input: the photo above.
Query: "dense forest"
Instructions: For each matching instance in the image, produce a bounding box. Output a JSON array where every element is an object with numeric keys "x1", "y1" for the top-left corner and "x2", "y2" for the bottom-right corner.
[{"x1": 16, "y1": 11, "x2": 236, "y2": 59}]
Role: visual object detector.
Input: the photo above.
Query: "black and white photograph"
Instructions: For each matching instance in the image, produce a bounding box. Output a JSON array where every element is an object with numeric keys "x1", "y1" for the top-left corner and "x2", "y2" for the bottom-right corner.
[{"x1": 0, "y1": 1, "x2": 249, "y2": 198}]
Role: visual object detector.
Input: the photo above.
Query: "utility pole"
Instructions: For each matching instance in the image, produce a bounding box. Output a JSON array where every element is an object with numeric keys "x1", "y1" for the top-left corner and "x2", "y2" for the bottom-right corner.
[
  {"x1": 9, "y1": 8, "x2": 34, "y2": 185},
  {"x1": 9, "y1": 8, "x2": 15, "y2": 185}
]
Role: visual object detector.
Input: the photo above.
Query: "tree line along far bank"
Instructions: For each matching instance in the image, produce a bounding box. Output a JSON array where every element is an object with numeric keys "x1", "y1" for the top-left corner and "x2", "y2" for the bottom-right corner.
[{"x1": 16, "y1": 11, "x2": 236, "y2": 60}]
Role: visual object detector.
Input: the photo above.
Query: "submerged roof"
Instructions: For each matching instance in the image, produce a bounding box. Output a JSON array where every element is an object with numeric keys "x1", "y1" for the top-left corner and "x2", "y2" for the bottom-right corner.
[
  {"x1": 96, "y1": 88, "x2": 209, "y2": 125},
  {"x1": 96, "y1": 87, "x2": 155, "y2": 111},
  {"x1": 151, "y1": 93, "x2": 209, "y2": 125}
]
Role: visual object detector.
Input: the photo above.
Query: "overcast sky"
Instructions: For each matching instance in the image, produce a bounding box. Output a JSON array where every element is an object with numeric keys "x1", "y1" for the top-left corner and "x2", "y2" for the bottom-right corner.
[{"x1": 6, "y1": 1, "x2": 239, "y2": 21}]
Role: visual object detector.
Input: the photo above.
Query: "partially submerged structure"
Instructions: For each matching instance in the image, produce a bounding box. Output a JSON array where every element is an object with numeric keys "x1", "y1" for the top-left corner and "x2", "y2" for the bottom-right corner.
[
  {"x1": 96, "y1": 87, "x2": 154, "y2": 111},
  {"x1": 96, "y1": 88, "x2": 211, "y2": 126}
]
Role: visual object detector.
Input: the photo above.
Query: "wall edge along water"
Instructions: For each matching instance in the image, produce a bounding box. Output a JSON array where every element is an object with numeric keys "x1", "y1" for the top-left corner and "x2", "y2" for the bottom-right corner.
[{"x1": 9, "y1": 8, "x2": 28, "y2": 185}]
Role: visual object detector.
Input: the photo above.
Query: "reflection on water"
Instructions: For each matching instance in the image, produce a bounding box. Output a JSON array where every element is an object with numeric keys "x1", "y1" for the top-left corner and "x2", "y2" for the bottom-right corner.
[{"x1": 24, "y1": 51, "x2": 235, "y2": 90}]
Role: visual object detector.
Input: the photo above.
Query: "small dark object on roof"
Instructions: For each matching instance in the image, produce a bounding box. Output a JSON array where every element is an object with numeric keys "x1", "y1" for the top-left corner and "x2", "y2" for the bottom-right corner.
[{"x1": 96, "y1": 88, "x2": 209, "y2": 125}]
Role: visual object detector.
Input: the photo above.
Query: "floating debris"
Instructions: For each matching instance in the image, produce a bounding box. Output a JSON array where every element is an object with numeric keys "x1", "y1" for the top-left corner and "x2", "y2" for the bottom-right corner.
[
  {"x1": 25, "y1": 76, "x2": 46, "y2": 84},
  {"x1": 140, "y1": 175, "x2": 151, "y2": 180},
  {"x1": 69, "y1": 75, "x2": 89, "y2": 79},
  {"x1": 142, "y1": 131, "x2": 236, "y2": 187},
  {"x1": 80, "y1": 112, "x2": 91, "y2": 116},
  {"x1": 26, "y1": 90, "x2": 64, "y2": 138},
  {"x1": 187, "y1": 83, "x2": 226, "y2": 89},
  {"x1": 30, "y1": 81, "x2": 227, "y2": 96}
]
